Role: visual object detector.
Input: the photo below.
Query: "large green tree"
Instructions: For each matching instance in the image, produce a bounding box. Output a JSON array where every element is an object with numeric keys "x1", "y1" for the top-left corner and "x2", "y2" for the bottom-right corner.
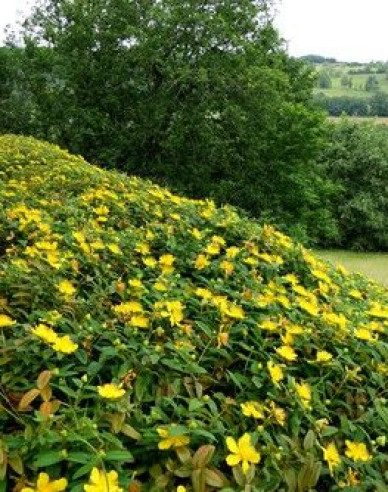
[{"x1": 2, "y1": 0, "x2": 330, "y2": 241}]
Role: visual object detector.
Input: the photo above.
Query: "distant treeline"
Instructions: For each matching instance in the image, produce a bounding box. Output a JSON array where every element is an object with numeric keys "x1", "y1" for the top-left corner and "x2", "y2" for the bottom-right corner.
[
  {"x1": 300, "y1": 54, "x2": 338, "y2": 64},
  {"x1": 315, "y1": 91, "x2": 388, "y2": 117},
  {"x1": 300, "y1": 55, "x2": 388, "y2": 73}
]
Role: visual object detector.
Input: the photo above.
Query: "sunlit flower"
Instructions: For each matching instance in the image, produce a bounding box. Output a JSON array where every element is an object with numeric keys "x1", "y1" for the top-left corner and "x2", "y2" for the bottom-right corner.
[
  {"x1": 220, "y1": 260, "x2": 234, "y2": 276},
  {"x1": 267, "y1": 361, "x2": 284, "y2": 386},
  {"x1": 345, "y1": 441, "x2": 371, "y2": 462},
  {"x1": 84, "y1": 467, "x2": 122, "y2": 492},
  {"x1": 298, "y1": 298, "x2": 319, "y2": 317},
  {"x1": 194, "y1": 254, "x2": 210, "y2": 270},
  {"x1": 52, "y1": 335, "x2": 78, "y2": 354},
  {"x1": 57, "y1": 280, "x2": 76, "y2": 297},
  {"x1": 159, "y1": 254, "x2": 175, "y2": 274},
  {"x1": 276, "y1": 345, "x2": 297, "y2": 362},
  {"x1": 97, "y1": 383, "x2": 126, "y2": 400},
  {"x1": 157, "y1": 426, "x2": 190, "y2": 449},
  {"x1": 21, "y1": 472, "x2": 67, "y2": 492},
  {"x1": 316, "y1": 350, "x2": 333, "y2": 363},
  {"x1": 323, "y1": 442, "x2": 341, "y2": 474},
  {"x1": 32, "y1": 324, "x2": 59, "y2": 344},
  {"x1": 354, "y1": 327, "x2": 374, "y2": 342},
  {"x1": 0, "y1": 314, "x2": 16, "y2": 328},
  {"x1": 241, "y1": 401, "x2": 264, "y2": 419},
  {"x1": 225, "y1": 433, "x2": 261, "y2": 474},
  {"x1": 295, "y1": 382, "x2": 312, "y2": 408}
]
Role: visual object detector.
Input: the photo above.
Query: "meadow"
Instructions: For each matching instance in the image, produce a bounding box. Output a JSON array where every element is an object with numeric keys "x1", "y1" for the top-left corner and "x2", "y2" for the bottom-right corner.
[
  {"x1": 318, "y1": 250, "x2": 388, "y2": 287},
  {"x1": 314, "y1": 63, "x2": 388, "y2": 98}
]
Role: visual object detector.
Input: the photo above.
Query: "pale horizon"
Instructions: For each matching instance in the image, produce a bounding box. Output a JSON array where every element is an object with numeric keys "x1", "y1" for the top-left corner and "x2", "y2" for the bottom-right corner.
[
  {"x1": 1, "y1": 0, "x2": 388, "y2": 63},
  {"x1": 275, "y1": 0, "x2": 388, "y2": 63}
]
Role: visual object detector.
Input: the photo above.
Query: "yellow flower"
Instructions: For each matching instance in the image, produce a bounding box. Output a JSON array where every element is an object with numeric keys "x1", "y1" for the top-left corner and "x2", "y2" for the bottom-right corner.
[
  {"x1": 177, "y1": 487, "x2": 187, "y2": 492},
  {"x1": 354, "y1": 327, "x2": 374, "y2": 342},
  {"x1": 323, "y1": 442, "x2": 341, "y2": 474},
  {"x1": 298, "y1": 298, "x2": 319, "y2": 317},
  {"x1": 367, "y1": 303, "x2": 388, "y2": 319},
  {"x1": 220, "y1": 260, "x2": 234, "y2": 276},
  {"x1": 135, "y1": 241, "x2": 150, "y2": 255},
  {"x1": 295, "y1": 382, "x2": 312, "y2": 408},
  {"x1": 128, "y1": 278, "x2": 143, "y2": 289},
  {"x1": 241, "y1": 401, "x2": 265, "y2": 419},
  {"x1": 57, "y1": 280, "x2": 76, "y2": 298},
  {"x1": 194, "y1": 254, "x2": 210, "y2": 270},
  {"x1": 349, "y1": 289, "x2": 363, "y2": 300},
  {"x1": 283, "y1": 273, "x2": 299, "y2": 285},
  {"x1": 0, "y1": 314, "x2": 16, "y2": 328},
  {"x1": 52, "y1": 335, "x2": 78, "y2": 354},
  {"x1": 276, "y1": 345, "x2": 297, "y2": 362},
  {"x1": 97, "y1": 383, "x2": 126, "y2": 400},
  {"x1": 159, "y1": 254, "x2": 175, "y2": 274},
  {"x1": 224, "y1": 303, "x2": 245, "y2": 320},
  {"x1": 267, "y1": 361, "x2": 284, "y2": 386},
  {"x1": 226, "y1": 246, "x2": 240, "y2": 258},
  {"x1": 143, "y1": 256, "x2": 157, "y2": 268},
  {"x1": 129, "y1": 315, "x2": 149, "y2": 328},
  {"x1": 154, "y1": 280, "x2": 168, "y2": 292},
  {"x1": 259, "y1": 320, "x2": 279, "y2": 332},
  {"x1": 191, "y1": 227, "x2": 202, "y2": 239},
  {"x1": 376, "y1": 363, "x2": 388, "y2": 375},
  {"x1": 157, "y1": 426, "x2": 190, "y2": 450},
  {"x1": 32, "y1": 324, "x2": 59, "y2": 344},
  {"x1": 196, "y1": 287, "x2": 213, "y2": 300},
  {"x1": 160, "y1": 301, "x2": 184, "y2": 326},
  {"x1": 21, "y1": 472, "x2": 67, "y2": 492},
  {"x1": 205, "y1": 242, "x2": 221, "y2": 255},
  {"x1": 225, "y1": 433, "x2": 261, "y2": 474},
  {"x1": 345, "y1": 441, "x2": 371, "y2": 462},
  {"x1": 107, "y1": 243, "x2": 122, "y2": 255},
  {"x1": 316, "y1": 350, "x2": 333, "y2": 363},
  {"x1": 84, "y1": 467, "x2": 123, "y2": 492},
  {"x1": 114, "y1": 301, "x2": 144, "y2": 317},
  {"x1": 323, "y1": 312, "x2": 348, "y2": 331},
  {"x1": 94, "y1": 205, "x2": 109, "y2": 215}
]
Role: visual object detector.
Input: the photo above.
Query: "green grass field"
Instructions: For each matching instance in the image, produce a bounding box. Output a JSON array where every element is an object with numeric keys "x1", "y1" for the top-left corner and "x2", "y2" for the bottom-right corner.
[
  {"x1": 314, "y1": 63, "x2": 388, "y2": 98},
  {"x1": 328, "y1": 116, "x2": 388, "y2": 125},
  {"x1": 317, "y1": 250, "x2": 388, "y2": 286}
]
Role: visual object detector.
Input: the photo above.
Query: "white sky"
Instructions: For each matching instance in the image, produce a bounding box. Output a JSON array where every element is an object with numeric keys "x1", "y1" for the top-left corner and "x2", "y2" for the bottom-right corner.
[
  {"x1": 275, "y1": 0, "x2": 388, "y2": 62},
  {"x1": 0, "y1": 0, "x2": 387, "y2": 62},
  {"x1": 0, "y1": 0, "x2": 32, "y2": 41}
]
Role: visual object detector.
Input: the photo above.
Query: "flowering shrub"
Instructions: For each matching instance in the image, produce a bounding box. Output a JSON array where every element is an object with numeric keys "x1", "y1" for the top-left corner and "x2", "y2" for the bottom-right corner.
[{"x1": 1, "y1": 135, "x2": 388, "y2": 491}]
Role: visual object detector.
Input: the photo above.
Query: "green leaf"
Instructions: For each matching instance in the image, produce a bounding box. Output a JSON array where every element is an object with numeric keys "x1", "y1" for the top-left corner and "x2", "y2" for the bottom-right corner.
[
  {"x1": 0, "y1": 478, "x2": 7, "y2": 492},
  {"x1": 72, "y1": 460, "x2": 98, "y2": 480},
  {"x1": 104, "y1": 450, "x2": 134, "y2": 463},
  {"x1": 34, "y1": 450, "x2": 64, "y2": 468},
  {"x1": 67, "y1": 452, "x2": 92, "y2": 464},
  {"x1": 189, "y1": 399, "x2": 204, "y2": 412}
]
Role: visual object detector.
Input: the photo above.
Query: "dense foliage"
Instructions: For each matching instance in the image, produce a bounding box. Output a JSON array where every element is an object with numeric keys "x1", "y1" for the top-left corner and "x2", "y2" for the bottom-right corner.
[
  {"x1": 0, "y1": 0, "x2": 329, "y2": 241},
  {"x1": 317, "y1": 119, "x2": 388, "y2": 251},
  {"x1": 315, "y1": 92, "x2": 388, "y2": 117},
  {"x1": 2, "y1": 136, "x2": 388, "y2": 491}
]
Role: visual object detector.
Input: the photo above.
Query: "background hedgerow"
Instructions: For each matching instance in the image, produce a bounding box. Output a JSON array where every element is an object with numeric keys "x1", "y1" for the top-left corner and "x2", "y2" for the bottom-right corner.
[
  {"x1": 1, "y1": 136, "x2": 388, "y2": 491},
  {"x1": 316, "y1": 119, "x2": 388, "y2": 251}
]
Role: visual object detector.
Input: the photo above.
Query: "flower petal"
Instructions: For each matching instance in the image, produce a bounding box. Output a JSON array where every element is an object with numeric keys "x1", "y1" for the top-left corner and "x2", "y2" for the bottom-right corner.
[
  {"x1": 226, "y1": 454, "x2": 241, "y2": 466},
  {"x1": 226, "y1": 437, "x2": 239, "y2": 454}
]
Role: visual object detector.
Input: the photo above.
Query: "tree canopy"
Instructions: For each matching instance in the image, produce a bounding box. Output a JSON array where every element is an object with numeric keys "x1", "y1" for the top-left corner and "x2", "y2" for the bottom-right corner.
[{"x1": 1, "y1": 0, "x2": 327, "y2": 241}]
